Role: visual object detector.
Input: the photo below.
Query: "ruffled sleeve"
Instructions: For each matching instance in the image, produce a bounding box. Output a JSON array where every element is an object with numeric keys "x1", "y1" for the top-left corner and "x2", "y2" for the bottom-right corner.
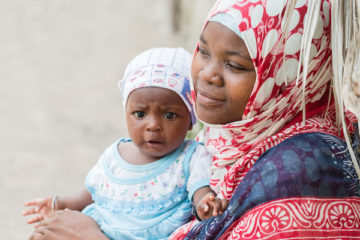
[{"x1": 187, "y1": 143, "x2": 212, "y2": 201}]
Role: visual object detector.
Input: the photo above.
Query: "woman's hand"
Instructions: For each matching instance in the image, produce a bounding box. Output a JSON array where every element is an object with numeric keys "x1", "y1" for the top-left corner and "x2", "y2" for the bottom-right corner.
[
  {"x1": 23, "y1": 197, "x2": 54, "y2": 224},
  {"x1": 28, "y1": 210, "x2": 109, "y2": 240}
]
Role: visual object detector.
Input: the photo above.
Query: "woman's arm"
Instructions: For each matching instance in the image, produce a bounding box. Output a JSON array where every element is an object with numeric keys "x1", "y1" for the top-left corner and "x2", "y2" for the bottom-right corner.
[{"x1": 29, "y1": 210, "x2": 109, "y2": 240}]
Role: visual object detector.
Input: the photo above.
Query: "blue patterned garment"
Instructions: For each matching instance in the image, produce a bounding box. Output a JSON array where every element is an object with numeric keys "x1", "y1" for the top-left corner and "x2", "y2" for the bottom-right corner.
[
  {"x1": 185, "y1": 132, "x2": 360, "y2": 239},
  {"x1": 82, "y1": 139, "x2": 211, "y2": 240}
]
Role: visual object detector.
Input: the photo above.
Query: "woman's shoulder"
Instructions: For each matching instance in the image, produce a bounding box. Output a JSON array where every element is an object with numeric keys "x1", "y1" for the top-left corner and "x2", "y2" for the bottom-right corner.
[
  {"x1": 258, "y1": 132, "x2": 359, "y2": 187},
  {"x1": 249, "y1": 132, "x2": 360, "y2": 199},
  {"x1": 263, "y1": 132, "x2": 348, "y2": 158}
]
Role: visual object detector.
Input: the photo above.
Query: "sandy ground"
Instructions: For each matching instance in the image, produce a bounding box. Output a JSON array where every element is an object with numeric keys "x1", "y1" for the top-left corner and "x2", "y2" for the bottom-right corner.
[{"x1": 0, "y1": 0, "x2": 213, "y2": 238}]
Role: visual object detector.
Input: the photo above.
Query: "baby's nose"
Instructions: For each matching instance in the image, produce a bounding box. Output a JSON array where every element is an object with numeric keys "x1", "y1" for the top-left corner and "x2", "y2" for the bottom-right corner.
[{"x1": 146, "y1": 116, "x2": 161, "y2": 132}]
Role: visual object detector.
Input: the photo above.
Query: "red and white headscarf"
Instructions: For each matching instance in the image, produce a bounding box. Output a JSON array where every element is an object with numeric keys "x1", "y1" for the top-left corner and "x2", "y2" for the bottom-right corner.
[{"x1": 194, "y1": 0, "x2": 356, "y2": 200}]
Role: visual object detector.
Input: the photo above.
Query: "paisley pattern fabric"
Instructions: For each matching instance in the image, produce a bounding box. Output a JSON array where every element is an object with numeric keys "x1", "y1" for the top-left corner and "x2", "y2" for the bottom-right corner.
[{"x1": 170, "y1": 132, "x2": 360, "y2": 239}]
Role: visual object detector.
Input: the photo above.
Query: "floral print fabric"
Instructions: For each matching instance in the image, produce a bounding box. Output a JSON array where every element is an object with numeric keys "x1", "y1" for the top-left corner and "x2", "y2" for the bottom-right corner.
[{"x1": 170, "y1": 132, "x2": 360, "y2": 239}]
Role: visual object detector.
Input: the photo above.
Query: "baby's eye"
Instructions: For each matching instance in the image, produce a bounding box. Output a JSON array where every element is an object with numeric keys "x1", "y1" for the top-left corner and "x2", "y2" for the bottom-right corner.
[
  {"x1": 164, "y1": 112, "x2": 177, "y2": 120},
  {"x1": 134, "y1": 111, "x2": 145, "y2": 118}
]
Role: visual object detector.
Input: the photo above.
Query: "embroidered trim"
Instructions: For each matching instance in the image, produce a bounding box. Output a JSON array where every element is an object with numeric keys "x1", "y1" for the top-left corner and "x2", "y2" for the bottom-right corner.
[
  {"x1": 221, "y1": 197, "x2": 360, "y2": 240},
  {"x1": 88, "y1": 185, "x2": 188, "y2": 213}
]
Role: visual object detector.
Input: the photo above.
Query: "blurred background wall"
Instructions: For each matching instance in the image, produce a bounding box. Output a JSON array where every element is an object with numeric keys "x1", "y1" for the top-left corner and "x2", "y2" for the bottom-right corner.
[{"x1": 0, "y1": 0, "x2": 215, "y2": 238}]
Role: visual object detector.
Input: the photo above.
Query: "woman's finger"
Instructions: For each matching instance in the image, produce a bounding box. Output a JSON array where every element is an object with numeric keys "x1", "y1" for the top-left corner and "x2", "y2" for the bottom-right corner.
[
  {"x1": 29, "y1": 226, "x2": 46, "y2": 240},
  {"x1": 28, "y1": 232, "x2": 44, "y2": 240}
]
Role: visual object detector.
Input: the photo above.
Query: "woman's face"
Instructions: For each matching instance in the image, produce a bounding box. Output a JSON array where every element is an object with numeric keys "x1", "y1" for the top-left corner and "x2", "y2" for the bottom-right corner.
[{"x1": 192, "y1": 21, "x2": 256, "y2": 124}]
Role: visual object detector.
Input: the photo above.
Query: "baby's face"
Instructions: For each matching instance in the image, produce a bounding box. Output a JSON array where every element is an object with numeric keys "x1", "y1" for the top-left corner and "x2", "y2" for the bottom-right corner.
[{"x1": 125, "y1": 87, "x2": 192, "y2": 159}]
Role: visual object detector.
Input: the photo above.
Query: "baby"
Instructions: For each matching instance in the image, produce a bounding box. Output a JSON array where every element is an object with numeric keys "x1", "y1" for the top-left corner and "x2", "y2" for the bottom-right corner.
[{"x1": 23, "y1": 47, "x2": 228, "y2": 240}]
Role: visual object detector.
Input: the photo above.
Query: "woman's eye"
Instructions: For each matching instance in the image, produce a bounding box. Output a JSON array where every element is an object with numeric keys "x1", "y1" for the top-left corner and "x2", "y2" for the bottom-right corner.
[
  {"x1": 197, "y1": 46, "x2": 209, "y2": 57},
  {"x1": 164, "y1": 112, "x2": 177, "y2": 120},
  {"x1": 227, "y1": 63, "x2": 246, "y2": 72},
  {"x1": 134, "y1": 111, "x2": 145, "y2": 118}
]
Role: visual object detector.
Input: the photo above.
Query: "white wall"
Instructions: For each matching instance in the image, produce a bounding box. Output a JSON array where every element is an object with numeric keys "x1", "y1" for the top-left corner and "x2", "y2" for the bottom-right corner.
[{"x1": 0, "y1": 0, "x2": 215, "y2": 239}]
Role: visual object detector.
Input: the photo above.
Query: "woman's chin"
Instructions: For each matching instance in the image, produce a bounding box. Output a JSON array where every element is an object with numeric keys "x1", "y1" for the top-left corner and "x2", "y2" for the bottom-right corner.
[
  {"x1": 196, "y1": 108, "x2": 242, "y2": 125},
  {"x1": 196, "y1": 111, "x2": 225, "y2": 125}
]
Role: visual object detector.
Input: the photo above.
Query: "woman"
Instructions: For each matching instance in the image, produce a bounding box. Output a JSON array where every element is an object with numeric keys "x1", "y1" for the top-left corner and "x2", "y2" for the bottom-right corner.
[
  {"x1": 29, "y1": 0, "x2": 360, "y2": 239},
  {"x1": 168, "y1": 0, "x2": 360, "y2": 239}
]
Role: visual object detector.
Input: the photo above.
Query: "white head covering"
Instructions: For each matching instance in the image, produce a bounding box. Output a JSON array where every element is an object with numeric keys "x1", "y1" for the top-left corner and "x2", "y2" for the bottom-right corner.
[{"x1": 119, "y1": 47, "x2": 196, "y2": 125}]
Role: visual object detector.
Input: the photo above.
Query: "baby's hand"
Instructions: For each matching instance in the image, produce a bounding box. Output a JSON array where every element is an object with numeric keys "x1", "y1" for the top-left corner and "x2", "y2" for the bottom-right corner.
[
  {"x1": 23, "y1": 197, "x2": 55, "y2": 224},
  {"x1": 195, "y1": 192, "x2": 228, "y2": 220}
]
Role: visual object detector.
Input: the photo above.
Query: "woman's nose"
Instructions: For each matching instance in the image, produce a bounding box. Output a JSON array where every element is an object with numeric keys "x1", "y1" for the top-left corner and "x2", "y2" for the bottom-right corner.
[{"x1": 199, "y1": 61, "x2": 223, "y2": 86}]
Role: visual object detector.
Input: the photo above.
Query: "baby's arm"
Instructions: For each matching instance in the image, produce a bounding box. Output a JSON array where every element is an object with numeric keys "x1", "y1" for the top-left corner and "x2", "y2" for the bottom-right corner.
[
  {"x1": 23, "y1": 189, "x2": 93, "y2": 224},
  {"x1": 192, "y1": 186, "x2": 228, "y2": 220},
  {"x1": 187, "y1": 142, "x2": 228, "y2": 220}
]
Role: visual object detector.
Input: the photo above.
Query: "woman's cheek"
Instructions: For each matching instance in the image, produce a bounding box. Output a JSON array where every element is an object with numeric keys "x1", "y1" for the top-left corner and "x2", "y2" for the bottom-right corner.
[{"x1": 191, "y1": 58, "x2": 201, "y2": 85}]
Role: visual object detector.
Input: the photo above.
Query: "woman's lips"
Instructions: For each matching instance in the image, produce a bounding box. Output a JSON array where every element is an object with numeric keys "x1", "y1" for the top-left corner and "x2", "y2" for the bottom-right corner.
[{"x1": 196, "y1": 91, "x2": 226, "y2": 107}]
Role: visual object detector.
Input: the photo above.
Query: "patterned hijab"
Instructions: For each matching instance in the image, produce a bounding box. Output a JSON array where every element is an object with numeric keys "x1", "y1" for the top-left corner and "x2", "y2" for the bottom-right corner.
[{"x1": 195, "y1": 0, "x2": 356, "y2": 199}]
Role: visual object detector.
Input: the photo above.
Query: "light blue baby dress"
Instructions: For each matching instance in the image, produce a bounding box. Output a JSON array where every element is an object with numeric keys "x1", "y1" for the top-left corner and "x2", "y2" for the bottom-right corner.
[{"x1": 82, "y1": 138, "x2": 211, "y2": 240}]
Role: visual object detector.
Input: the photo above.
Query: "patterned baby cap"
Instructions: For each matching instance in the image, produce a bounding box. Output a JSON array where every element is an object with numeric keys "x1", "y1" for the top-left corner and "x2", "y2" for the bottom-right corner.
[{"x1": 119, "y1": 47, "x2": 195, "y2": 125}]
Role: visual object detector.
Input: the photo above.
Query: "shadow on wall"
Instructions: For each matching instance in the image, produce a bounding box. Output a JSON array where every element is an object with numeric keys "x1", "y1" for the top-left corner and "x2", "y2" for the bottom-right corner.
[{"x1": 172, "y1": 0, "x2": 217, "y2": 50}]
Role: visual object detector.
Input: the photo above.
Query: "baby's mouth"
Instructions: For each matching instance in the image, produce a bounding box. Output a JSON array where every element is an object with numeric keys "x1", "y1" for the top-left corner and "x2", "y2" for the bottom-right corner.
[{"x1": 147, "y1": 140, "x2": 163, "y2": 145}]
